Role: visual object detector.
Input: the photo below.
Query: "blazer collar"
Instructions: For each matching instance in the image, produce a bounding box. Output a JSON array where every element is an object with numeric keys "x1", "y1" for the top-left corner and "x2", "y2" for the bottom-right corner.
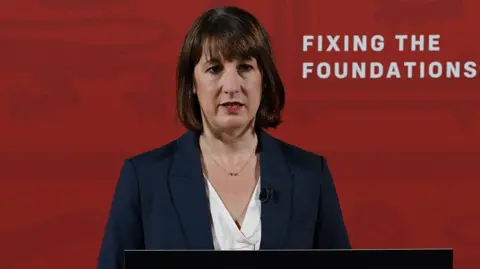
[
  {"x1": 168, "y1": 129, "x2": 293, "y2": 249},
  {"x1": 257, "y1": 129, "x2": 293, "y2": 249},
  {"x1": 168, "y1": 130, "x2": 213, "y2": 249}
]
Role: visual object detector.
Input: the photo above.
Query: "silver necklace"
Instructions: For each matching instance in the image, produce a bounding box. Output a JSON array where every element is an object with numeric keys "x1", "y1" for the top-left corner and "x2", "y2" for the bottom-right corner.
[{"x1": 202, "y1": 136, "x2": 258, "y2": 177}]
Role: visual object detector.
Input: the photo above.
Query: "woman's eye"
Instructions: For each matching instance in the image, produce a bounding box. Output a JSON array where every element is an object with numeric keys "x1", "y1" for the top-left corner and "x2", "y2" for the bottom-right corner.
[
  {"x1": 207, "y1": 65, "x2": 222, "y2": 74},
  {"x1": 238, "y1": 64, "x2": 253, "y2": 72}
]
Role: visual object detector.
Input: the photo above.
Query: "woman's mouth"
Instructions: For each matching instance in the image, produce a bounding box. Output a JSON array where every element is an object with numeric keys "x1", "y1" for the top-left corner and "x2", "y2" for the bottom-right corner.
[{"x1": 220, "y1": 102, "x2": 244, "y2": 113}]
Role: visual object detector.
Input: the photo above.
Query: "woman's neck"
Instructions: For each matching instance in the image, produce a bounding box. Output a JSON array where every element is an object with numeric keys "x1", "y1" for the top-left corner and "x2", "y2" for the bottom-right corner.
[{"x1": 200, "y1": 125, "x2": 258, "y2": 157}]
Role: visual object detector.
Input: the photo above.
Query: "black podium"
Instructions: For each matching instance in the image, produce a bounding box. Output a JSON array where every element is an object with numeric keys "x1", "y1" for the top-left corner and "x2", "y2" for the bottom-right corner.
[{"x1": 124, "y1": 249, "x2": 453, "y2": 269}]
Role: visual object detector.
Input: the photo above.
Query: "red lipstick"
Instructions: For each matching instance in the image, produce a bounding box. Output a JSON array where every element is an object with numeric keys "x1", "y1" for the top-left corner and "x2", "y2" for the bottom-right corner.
[{"x1": 220, "y1": 101, "x2": 243, "y2": 113}]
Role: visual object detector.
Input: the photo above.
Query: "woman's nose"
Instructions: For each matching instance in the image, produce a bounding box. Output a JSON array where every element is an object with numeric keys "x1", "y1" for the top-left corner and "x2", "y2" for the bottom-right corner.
[{"x1": 220, "y1": 66, "x2": 242, "y2": 94}]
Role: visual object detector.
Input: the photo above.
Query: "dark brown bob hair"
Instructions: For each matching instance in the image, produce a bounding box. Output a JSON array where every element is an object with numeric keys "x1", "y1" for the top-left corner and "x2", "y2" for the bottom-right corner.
[{"x1": 176, "y1": 6, "x2": 285, "y2": 132}]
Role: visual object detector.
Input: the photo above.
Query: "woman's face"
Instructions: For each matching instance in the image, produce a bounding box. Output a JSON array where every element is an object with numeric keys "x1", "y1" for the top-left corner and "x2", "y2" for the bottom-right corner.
[{"x1": 193, "y1": 52, "x2": 262, "y2": 134}]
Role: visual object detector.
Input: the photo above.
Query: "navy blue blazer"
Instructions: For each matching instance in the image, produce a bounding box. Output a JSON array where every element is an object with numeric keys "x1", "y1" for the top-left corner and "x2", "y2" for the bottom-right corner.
[{"x1": 97, "y1": 129, "x2": 350, "y2": 269}]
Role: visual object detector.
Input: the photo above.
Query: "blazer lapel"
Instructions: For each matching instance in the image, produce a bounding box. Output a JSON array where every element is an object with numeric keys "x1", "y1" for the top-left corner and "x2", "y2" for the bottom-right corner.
[
  {"x1": 168, "y1": 131, "x2": 214, "y2": 250},
  {"x1": 167, "y1": 129, "x2": 293, "y2": 250},
  {"x1": 258, "y1": 129, "x2": 293, "y2": 249}
]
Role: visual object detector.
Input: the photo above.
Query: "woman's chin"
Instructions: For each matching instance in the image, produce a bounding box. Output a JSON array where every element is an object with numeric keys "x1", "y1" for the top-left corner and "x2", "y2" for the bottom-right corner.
[{"x1": 214, "y1": 118, "x2": 252, "y2": 132}]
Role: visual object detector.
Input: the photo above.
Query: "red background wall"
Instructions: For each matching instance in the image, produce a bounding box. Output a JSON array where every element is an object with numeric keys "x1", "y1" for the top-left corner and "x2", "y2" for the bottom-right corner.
[{"x1": 1, "y1": 0, "x2": 479, "y2": 268}]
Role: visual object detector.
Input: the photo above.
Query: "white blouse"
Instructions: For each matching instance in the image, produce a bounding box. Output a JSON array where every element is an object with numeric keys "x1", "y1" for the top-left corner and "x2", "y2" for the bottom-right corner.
[{"x1": 204, "y1": 176, "x2": 262, "y2": 250}]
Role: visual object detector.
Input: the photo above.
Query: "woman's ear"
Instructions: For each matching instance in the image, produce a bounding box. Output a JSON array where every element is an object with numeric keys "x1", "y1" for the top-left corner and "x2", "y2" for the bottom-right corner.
[{"x1": 192, "y1": 78, "x2": 197, "y2": 95}]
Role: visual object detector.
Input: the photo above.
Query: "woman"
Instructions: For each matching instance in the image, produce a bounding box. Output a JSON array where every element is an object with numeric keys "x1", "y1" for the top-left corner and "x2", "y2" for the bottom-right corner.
[{"x1": 98, "y1": 6, "x2": 350, "y2": 269}]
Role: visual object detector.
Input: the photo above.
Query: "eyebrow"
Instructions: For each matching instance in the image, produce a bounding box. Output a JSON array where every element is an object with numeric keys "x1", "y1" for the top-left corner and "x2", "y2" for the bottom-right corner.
[
  {"x1": 204, "y1": 56, "x2": 255, "y2": 65},
  {"x1": 204, "y1": 58, "x2": 221, "y2": 65}
]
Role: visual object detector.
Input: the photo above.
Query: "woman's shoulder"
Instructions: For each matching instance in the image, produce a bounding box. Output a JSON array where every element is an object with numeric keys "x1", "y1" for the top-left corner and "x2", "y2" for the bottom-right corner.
[
  {"x1": 125, "y1": 135, "x2": 182, "y2": 168},
  {"x1": 272, "y1": 136, "x2": 329, "y2": 171},
  {"x1": 273, "y1": 135, "x2": 325, "y2": 159}
]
